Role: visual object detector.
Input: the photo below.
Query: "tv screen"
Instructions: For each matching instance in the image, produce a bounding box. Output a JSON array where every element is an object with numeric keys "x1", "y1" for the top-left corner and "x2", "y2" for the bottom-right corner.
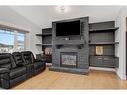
[{"x1": 56, "y1": 20, "x2": 80, "y2": 36}]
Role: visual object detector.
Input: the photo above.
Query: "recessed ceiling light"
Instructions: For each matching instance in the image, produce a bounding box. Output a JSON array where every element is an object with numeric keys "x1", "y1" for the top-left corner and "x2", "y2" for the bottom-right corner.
[{"x1": 55, "y1": 6, "x2": 70, "y2": 13}]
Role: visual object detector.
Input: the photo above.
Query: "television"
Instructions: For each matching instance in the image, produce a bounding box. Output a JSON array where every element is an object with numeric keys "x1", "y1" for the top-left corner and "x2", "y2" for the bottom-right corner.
[{"x1": 56, "y1": 20, "x2": 81, "y2": 36}]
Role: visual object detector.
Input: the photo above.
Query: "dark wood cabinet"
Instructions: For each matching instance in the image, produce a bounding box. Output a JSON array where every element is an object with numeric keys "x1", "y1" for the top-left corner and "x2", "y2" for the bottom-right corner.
[
  {"x1": 90, "y1": 56, "x2": 119, "y2": 68},
  {"x1": 89, "y1": 21, "x2": 119, "y2": 68},
  {"x1": 44, "y1": 55, "x2": 52, "y2": 63},
  {"x1": 90, "y1": 56, "x2": 103, "y2": 66}
]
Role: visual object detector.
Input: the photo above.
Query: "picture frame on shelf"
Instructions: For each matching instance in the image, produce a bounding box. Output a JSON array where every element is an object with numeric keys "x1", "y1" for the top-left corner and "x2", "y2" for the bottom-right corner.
[{"x1": 96, "y1": 46, "x2": 103, "y2": 55}]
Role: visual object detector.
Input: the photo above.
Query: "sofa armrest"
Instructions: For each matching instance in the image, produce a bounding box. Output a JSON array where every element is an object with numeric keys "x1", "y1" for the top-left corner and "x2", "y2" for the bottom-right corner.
[
  {"x1": 34, "y1": 59, "x2": 46, "y2": 62},
  {"x1": 34, "y1": 59, "x2": 46, "y2": 67},
  {"x1": 0, "y1": 68, "x2": 10, "y2": 80},
  {"x1": 0, "y1": 68, "x2": 10, "y2": 74},
  {"x1": 0, "y1": 68, "x2": 10, "y2": 89}
]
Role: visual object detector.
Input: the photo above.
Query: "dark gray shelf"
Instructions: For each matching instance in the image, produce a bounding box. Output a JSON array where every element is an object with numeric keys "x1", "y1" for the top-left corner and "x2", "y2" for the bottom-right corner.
[
  {"x1": 42, "y1": 44, "x2": 52, "y2": 46},
  {"x1": 36, "y1": 44, "x2": 52, "y2": 46},
  {"x1": 36, "y1": 34, "x2": 42, "y2": 36},
  {"x1": 89, "y1": 42, "x2": 119, "y2": 45},
  {"x1": 42, "y1": 33, "x2": 52, "y2": 36},
  {"x1": 42, "y1": 28, "x2": 52, "y2": 36},
  {"x1": 36, "y1": 33, "x2": 52, "y2": 36},
  {"x1": 36, "y1": 44, "x2": 42, "y2": 46},
  {"x1": 89, "y1": 55, "x2": 118, "y2": 58},
  {"x1": 89, "y1": 27, "x2": 119, "y2": 32}
]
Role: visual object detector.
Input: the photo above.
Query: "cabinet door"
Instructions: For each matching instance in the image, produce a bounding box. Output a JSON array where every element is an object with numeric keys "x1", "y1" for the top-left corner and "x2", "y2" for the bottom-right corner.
[
  {"x1": 90, "y1": 56, "x2": 103, "y2": 67},
  {"x1": 90, "y1": 56, "x2": 118, "y2": 68},
  {"x1": 103, "y1": 57, "x2": 115, "y2": 68},
  {"x1": 46, "y1": 55, "x2": 52, "y2": 63}
]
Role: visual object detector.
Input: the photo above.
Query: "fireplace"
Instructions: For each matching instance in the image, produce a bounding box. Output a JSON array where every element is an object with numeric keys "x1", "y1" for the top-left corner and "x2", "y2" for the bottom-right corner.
[
  {"x1": 60, "y1": 52, "x2": 77, "y2": 68},
  {"x1": 49, "y1": 17, "x2": 89, "y2": 75}
]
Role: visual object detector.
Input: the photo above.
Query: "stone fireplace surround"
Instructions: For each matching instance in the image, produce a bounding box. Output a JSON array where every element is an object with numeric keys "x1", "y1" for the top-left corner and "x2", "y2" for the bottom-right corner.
[{"x1": 49, "y1": 17, "x2": 89, "y2": 74}]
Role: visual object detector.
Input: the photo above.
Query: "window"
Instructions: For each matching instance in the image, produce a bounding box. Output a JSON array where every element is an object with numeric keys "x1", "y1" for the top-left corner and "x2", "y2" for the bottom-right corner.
[{"x1": 0, "y1": 29, "x2": 26, "y2": 53}]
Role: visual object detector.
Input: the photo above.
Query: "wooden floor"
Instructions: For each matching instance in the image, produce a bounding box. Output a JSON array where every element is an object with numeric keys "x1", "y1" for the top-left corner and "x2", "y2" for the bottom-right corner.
[{"x1": 13, "y1": 68, "x2": 127, "y2": 89}]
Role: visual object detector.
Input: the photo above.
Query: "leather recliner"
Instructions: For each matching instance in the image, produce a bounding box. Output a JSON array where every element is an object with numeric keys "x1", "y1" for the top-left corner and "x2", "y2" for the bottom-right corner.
[
  {"x1": 21, "y1": 51, "x2": 46, "y2": 75},
  {"x1": 0, "y1": 51, "x2": 46, "y2": 89},
  {"x1": 0, "y1": 53, "x2": 27, "y2": 89},
  {"x1": 12, "y1": 52, "x2": 34, "y2": 78}
]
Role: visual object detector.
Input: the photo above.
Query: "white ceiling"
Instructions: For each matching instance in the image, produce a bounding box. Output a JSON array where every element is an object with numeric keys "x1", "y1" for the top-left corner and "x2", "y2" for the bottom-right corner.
[{"x1": 7, "y1": 6, "x2": 122, "y2": 28}]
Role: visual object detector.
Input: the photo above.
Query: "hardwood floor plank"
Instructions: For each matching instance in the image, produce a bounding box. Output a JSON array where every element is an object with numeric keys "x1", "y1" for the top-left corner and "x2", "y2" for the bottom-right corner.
[{"x1": 13, "y1": 68, "x2": 127, "y2": 89}]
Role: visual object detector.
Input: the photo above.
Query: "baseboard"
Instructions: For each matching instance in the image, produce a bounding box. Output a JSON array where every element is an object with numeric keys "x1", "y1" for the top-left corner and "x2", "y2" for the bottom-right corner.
[{"x1": 89, "y1": 66, "x2": 116, "y2": 72}]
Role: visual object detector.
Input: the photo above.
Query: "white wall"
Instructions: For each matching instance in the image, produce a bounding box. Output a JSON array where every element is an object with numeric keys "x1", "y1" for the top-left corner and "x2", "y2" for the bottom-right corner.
[
  {"x1": 0, "y1": 7, "x2": 42, "y2": 55},
  {"x1": 10, "y1": 6, "x2": 122, "y2": 28},
  {"x1": 115, "y1": 7, "x2": 126, "y2": 80},
  {"x1": 0, "y1": 6, "x2": 126, "y2": 80}
]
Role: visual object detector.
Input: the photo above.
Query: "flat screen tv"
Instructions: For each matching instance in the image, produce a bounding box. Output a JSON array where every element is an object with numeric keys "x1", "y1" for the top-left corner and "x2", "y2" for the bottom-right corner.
[{"x1": 56, "y1": 20, "x2": 80, "y2": 36}]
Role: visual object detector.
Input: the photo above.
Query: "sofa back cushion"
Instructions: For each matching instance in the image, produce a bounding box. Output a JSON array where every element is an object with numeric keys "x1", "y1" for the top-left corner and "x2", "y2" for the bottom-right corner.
[
  {"x1": 12, "y1": 52, "x2": 26, "y2": 67},
  {"x1": 0, "y1": 53, "x2": 16, "y2": 69},
  {"x1": 21, "y1": 51, "x2": 35, "y2": 64}
]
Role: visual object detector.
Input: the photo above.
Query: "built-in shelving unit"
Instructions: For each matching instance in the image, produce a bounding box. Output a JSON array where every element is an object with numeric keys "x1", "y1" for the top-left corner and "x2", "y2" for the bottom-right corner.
[
  {"x1": 41, "y1": 28, "x2": 52, "y2": 48},
  {"x1": 89, "y1": 21, "x2": 119, "y2": 68},
  {"x1": 42, "y1": 28, "x2": 52, "y2": 63},
  {"x1": 35, "y1": 28, "x2": 52, "y2": 63},
  {"x1": 35, "y1": 20, "x2": 119, "y2": 69}
]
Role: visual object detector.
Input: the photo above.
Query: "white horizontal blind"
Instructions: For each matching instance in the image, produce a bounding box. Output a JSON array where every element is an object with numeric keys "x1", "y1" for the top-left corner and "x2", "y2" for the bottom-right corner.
[{"x1": 0, "y1": 28, "x2": 26, "y2": 53}]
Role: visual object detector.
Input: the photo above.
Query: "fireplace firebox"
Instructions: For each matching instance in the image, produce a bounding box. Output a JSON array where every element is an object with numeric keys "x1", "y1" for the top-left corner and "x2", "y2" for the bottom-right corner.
[{"x1": 60, "y1": 52, "x2": 77, "y2": 68}]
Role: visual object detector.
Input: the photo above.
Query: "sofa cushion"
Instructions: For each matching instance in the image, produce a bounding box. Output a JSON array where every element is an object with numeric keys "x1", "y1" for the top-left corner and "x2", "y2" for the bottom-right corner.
[
  {"x1": 21, "y1": 51, "x2": 35, "y2": 64},
  {"x1": 12, "y1": 52, "x2": 26, "y2": 67},
  {"x1": 0, "y1": 54, "x2": 14, "y2": 69},
  {"x1": 10, "y1": 67, "x2": 26, "y2": 79}
]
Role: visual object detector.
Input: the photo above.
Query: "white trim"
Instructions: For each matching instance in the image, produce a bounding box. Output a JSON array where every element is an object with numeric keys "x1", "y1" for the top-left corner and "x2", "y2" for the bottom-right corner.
[
  {"x1": 14, "y1": 30, "x2": 18, "y2": 52},
  {"x1": 24, "y1": 33, "x2": 26, "y2": 50},
  {"x1": 89, "y1": 66, "x2": 116, "y2": 72}
]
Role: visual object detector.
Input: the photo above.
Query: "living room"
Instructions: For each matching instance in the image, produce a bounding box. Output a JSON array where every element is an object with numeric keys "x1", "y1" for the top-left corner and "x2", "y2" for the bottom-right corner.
[{"x1": 0, "y1": 0, "x2": 127, "y2": 95}]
